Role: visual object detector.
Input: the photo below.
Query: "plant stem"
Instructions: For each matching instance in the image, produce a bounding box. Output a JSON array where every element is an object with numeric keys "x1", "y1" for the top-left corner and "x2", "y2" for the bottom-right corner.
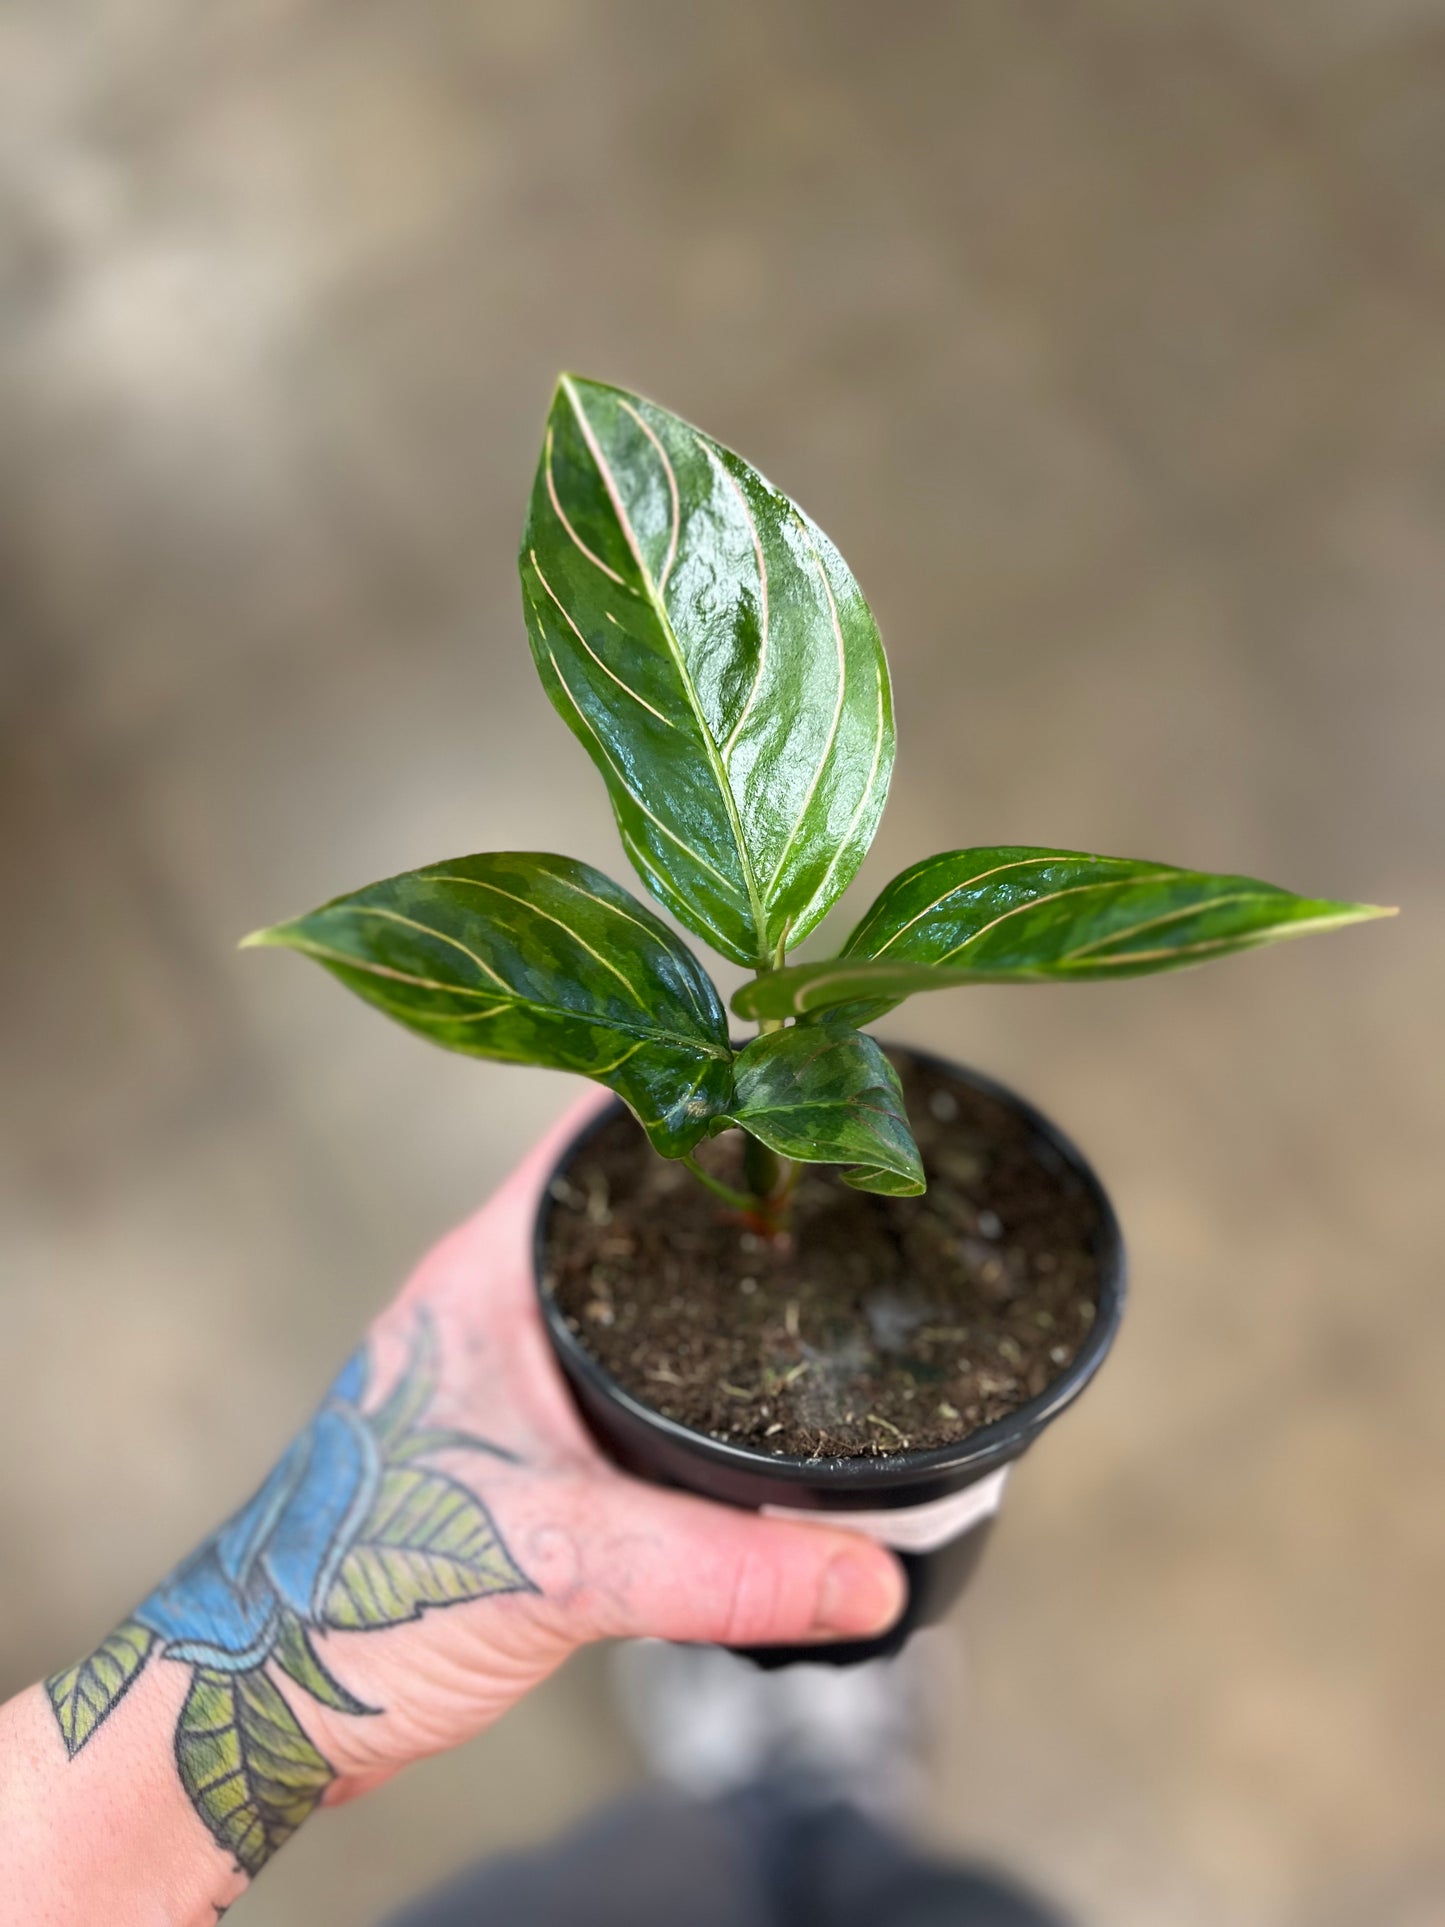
[
  {"x1": 688, "y1": 952, "x2": 792, "y2": 1230},
  {"x1": 741, "y1": 1129, "x2": 784, "y2": 1201},
  {"x1": 680, "y1": 1155, "x2": 757, "y2": 1214}
]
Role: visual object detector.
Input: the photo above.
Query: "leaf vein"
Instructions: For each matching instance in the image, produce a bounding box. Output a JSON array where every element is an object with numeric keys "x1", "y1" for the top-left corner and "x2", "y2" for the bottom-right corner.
[
  {"x1": 541, "y1": 639, "x2": 744, "y2": 899},
  {"x1": 1060, "y1": 891, "x2": 1270, "y2": 960},
  {"x1": 938, "y1": 876, "x2": 1153, "y2": 961},
  {"x1": 763, "y1": 523, "x2": 848, "y2": 896},
  {"x1": 529, "y1": 551, "x2": 677, "y2": 728},
  {"x1": 618, "y1": 399, "x2": 680, "y2": 594},
  {"x1": 561, "y1": 377, "x2": 767, "y2": 959},
  {"x1": 543, "y1": 425, "x2": 629, "y2": 588},
  {"x1": 424, "y1": 872, "x2": 651, "y2": 1007}
]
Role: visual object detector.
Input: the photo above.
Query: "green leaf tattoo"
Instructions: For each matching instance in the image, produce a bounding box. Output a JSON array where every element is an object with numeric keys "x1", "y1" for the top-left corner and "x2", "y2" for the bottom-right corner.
[
  {"x1": 46, "y1": 1316, "x2": 532, "y2": 1884},
  {"x1": 271, "y1": 1615, "x2": 377, "y2": 1717},
  {"x1": 323, "y1": 1466, "x2": 531, "y2": 1630},
  {"x1": 385, "y1": 1424, "x2": 518, "y2": 1466},
  {"x1": 46, "y1": 1620, "x2": 155, "y2": 1759},
  {"x1": 175, "y1": 1668, "x2": 333, "y2": 1877}
]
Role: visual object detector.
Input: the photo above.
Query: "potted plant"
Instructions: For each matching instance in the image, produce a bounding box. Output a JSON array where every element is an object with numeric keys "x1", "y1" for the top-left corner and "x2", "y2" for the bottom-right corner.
[{"x1": 247, "y1": 376, "x2": 1391, "y2": 1663}]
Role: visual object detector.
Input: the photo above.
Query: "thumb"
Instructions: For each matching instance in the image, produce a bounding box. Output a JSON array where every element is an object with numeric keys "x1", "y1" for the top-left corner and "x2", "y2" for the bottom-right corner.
[{"x1": 573, "y1": 1476, "x2": 907, "y2": 1648}]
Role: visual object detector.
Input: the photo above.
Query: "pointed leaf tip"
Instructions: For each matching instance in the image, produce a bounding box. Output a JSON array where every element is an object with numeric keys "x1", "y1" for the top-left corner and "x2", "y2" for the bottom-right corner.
[
  {"x1": 735, "y1": 850, "x2": 1397, "y2": 1023},
  {"x1": 238, "y1": 853, "x2": 732, "y2": 1157}
]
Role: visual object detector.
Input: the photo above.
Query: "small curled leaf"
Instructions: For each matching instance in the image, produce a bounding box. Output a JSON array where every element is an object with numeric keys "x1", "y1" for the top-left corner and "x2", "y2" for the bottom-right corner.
[{"x1": 722, "y1": 1024, "x2": 924, "y2": 1197}]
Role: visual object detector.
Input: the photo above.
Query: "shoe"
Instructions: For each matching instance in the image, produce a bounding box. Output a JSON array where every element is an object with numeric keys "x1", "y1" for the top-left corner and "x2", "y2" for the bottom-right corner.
[{"x1": 610, "y1": 1628, "x2": 955, "y2": 1824}]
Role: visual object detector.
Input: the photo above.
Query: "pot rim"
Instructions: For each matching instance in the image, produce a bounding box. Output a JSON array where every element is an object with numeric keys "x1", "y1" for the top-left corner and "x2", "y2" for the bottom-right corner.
[{"x1": 534, "y1": 1045, "x2": 1126, "y2": 1497}]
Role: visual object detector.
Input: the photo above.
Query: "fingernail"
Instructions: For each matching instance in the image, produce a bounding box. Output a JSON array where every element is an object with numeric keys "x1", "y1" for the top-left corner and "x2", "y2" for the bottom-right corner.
[{"x1": 813, "y1": 1548, "x2": 906, "y2": 1637}]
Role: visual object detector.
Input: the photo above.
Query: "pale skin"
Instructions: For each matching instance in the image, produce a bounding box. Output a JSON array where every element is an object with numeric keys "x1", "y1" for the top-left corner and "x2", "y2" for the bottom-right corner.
[{"x1": 0, "y1": 1091, "x2": 905, "y2": 1925}]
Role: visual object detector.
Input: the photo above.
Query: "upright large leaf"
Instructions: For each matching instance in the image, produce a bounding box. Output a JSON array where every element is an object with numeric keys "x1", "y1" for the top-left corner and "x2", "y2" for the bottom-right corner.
[
  {"x1": 520, "y1": 376, "x2": 894, "y2": 966},
  {"x1": 175, "y1": 1667, "x2": 333, "y2": 1877},
  {"x1": 721, "y1": 1024, "x2": 924, "y2": 1197},
  {"x1": 734, "y1": 847, "x2": 1394, "y2": 1021},
  {"x1": 245, "y1": 852, "x2": 732, "y2": 1156}
]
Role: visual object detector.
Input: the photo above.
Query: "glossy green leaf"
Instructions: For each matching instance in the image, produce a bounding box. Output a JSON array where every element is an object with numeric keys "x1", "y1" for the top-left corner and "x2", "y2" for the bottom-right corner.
[
  {"x1": 272, "y1": 1614, "x2": 376, "y2": 1717},
  {"x1": 722, "y1": 1024, "x2": 924, "y2": 1197},
  {"x1": 733, "y1": 847, "x2": 1395, "y2": 1022},
  {"x1": 46, "y1": 1621, "x2": 155, "y2": 1759},
  {"x1": 322, "y1": 1466, "x2": 534, "y2": 1631},
  {"x1": 175, "y1": 1666, "x2": 332, "y2": 1877},
  {"x1": 245, "y1": 851, "x2": 732, "y2": 1157},
  {"x1": 520, "y1": 375, "x2": 894, "y2": 966}
]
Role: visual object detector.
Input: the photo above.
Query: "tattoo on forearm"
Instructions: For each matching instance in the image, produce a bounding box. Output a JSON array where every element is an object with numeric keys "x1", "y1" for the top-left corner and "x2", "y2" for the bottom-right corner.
[{"x1": 46, "y1": 1316, "x2": 534, "y2": 1878}]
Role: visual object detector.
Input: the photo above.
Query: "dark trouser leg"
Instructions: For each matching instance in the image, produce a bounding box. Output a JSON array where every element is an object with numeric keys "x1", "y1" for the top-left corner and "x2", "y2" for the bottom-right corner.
[{"x1": 381, "y1": 1781, "x2": 1068, "y2": 1927}]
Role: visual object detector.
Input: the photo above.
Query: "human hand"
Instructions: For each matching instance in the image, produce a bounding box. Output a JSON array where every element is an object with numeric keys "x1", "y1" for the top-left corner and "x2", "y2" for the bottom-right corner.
[
  {"x1": 302, "y1": 1089, "x2": 906, "y2": 1791},
  {"x1": 1, "y1": 1090, "x2": 903, "y2": 1924}
]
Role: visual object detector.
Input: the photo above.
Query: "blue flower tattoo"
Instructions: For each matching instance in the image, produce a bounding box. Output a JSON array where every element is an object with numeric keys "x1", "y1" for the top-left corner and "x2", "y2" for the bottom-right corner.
[{"x1": 46, "y1": 1317, "x2": 533, "y2": 1877}]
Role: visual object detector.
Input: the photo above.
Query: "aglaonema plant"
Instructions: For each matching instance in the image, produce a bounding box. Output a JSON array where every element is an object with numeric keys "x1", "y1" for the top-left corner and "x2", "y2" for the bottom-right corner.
[{"x1": 246, "y1": 375, "x2": 1392, "y2": 1236}]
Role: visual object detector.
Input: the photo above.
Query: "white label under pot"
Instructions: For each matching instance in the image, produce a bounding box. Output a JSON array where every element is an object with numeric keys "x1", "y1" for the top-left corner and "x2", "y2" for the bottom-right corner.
[{"x1": 761, "y1": 1464, "x2": 1010, "y2": 1555}]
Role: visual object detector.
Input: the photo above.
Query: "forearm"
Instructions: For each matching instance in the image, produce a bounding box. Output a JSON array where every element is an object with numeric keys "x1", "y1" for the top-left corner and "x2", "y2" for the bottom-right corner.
[
  {"x1": 0, "y1": 1295, "x2": 541, "y2": 1924},
  {"x1": 0, "y1": 1126, "x2": 903, "y2": 1923}
]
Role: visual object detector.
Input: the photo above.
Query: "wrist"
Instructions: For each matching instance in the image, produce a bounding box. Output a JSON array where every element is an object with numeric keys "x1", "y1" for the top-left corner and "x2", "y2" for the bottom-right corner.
[{"x1": 0, "y1": 1682, "x2": 243, "y2": 1927}]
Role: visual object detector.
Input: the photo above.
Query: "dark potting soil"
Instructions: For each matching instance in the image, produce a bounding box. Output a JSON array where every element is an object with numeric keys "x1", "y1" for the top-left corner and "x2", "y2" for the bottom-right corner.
[{"x1": 542, "y1": 1052, "x2": 1105, "y2": 1460}]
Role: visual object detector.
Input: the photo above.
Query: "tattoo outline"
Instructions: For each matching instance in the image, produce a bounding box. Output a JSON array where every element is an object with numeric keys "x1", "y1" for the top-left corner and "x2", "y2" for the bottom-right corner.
[{"x1": 46, "y1": 1317, "x2": 534, "y2": 1877}]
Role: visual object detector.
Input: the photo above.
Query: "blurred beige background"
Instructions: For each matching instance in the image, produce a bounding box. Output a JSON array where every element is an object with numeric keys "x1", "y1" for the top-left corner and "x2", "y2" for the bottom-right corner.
[{"x1": 2, "y1": 3, "x2": 1443, "y2": 1922}]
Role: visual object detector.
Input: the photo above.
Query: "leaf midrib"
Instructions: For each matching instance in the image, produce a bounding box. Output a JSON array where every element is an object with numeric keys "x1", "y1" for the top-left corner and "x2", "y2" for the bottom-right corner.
[
  {"x1": 280, "y1": 934, "x2": 730, "y2": 1058},
  {"x1": 561, "y1": 376, "x2": 771, "y2": 964}
]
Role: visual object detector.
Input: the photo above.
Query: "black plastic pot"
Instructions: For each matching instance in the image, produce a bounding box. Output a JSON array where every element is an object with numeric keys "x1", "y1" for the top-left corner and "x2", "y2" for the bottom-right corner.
[{"x1": 534, "y1": 1049, "x2": 1126, "y2": 1667}]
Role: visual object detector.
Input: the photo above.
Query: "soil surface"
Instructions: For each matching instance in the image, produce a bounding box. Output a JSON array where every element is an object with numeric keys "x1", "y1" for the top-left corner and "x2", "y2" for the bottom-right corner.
[{"x1": 542, "y1": 1053, "x2": 1106, "y2": 1459}]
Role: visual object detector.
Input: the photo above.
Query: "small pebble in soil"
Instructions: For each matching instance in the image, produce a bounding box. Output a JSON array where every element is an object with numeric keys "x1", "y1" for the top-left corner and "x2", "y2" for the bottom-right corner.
[
  {"x1": 977, "y1": 1209, "x2": 1003, "y2": 1239},
  {"x1": 584, "y1": 1171, "x2": 612, "y2": 1226},
  {"x1": 928, "y1": 1089, "x2": 959, "y2": 1122},
  {"x1": 937, "y1": 1148, "x2": 986, "y2": 1185},
  {"x1": 1049, "y1": 1345, "x2": 1069, "y2": 1365},
  {"x1": 740, "y1": 1277, "x2": 757, "y2": 1295}
]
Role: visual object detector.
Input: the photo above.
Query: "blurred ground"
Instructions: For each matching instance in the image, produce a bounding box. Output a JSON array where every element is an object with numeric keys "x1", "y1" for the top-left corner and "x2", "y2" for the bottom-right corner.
[{"x1": 2, "y1": 3, "x2": 1443, "y2": 1923}]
